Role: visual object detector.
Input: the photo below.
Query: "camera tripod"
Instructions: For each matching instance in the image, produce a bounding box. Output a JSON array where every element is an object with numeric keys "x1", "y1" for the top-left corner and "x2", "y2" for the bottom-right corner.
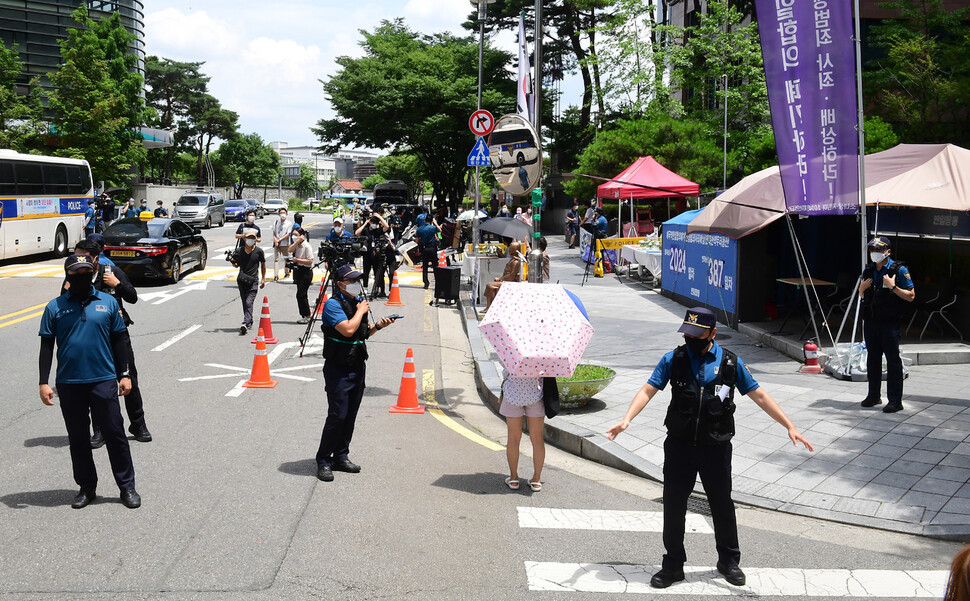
[{"x1": 299, "y1": 260, "x2": 334, "y2": 357}]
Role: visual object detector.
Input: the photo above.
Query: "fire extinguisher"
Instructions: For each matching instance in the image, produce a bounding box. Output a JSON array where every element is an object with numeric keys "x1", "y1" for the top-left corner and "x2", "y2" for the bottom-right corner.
[{"x1": 800, "y1": 340, "x2": 822, "y2": 374}]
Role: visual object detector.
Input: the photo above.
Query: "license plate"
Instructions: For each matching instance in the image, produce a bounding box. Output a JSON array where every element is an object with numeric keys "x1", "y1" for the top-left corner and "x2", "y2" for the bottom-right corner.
[{"x1": 112, "y1": 250, "x2": 136, "y2": 257}]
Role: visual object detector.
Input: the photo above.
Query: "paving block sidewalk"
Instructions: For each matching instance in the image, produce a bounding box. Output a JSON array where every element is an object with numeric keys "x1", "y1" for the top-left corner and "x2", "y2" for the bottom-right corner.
[{"x1": 458, "y1": 235, "x2": 970, "y2": 539}]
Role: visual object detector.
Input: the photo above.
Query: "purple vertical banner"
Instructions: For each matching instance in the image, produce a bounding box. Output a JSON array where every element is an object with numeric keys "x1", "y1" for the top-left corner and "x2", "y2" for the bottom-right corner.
[{"x1": 755, "y1": 0, "x2": 859, "y2": 215}]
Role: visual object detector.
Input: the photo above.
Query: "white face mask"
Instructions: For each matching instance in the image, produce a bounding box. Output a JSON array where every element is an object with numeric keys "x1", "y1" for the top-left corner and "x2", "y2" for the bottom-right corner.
[
  {"x1": 870, "y1": 251, "x2": 887, "y2": 263},
  {"x1": 343, "y1": 280, "x2": 363, "y2": 298},
  {"x1": 334, "y1": 226, "x2": 343, "y2": 233},
  {"x1": 247, "y1": 215, "x2": 255, "y2": 223},
  {"x1": 280, "y1": 213, "x2": 287, "y2": 221},
  {"x1": 245, "y1": 238, "x2": 256, "y2": 247}
]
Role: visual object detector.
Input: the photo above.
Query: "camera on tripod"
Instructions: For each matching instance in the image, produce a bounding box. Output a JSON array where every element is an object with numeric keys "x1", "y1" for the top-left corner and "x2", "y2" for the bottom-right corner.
[{"x1": 317, "y1": 237, "x2": 368, "y2": 264}]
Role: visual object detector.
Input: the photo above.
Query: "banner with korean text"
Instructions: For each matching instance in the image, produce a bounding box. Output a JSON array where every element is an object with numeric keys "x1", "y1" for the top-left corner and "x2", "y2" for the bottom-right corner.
[{"x1": 756, "y1": 0, "x2": 858, "y2": 215}]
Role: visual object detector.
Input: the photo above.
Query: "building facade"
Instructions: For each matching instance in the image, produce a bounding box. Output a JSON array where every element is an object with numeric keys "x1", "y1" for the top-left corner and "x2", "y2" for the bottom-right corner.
[{"x1": 0, "y1": 0, "x2": 146, "y2": 93}]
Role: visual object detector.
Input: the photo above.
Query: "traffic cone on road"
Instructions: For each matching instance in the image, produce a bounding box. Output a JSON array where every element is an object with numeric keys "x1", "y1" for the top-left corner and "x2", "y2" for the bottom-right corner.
[
  {"x1": 313, "y1": 281, "x2": 329, "y2": 316},
  {"x1": 438, "y1": 250, "x2": 447, "y2": 267},
  {"x1": 251, "y1": 296, "x2": 278, "y2": 344},
  {"x1": 389, "y1": 348, "x2": 424, "y2": 414},
  {"x1": 385, "y1": 272, "x2": 404, "y2": 306},
  {"x1": 243, "y1": 328, "x2": 278, "y2": 389}
]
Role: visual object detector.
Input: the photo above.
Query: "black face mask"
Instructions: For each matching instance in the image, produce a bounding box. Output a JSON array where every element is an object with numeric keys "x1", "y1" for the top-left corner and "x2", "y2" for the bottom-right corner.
[
  {"x1": 684, "y1": 334, "x2": 711, "y2": 355},
  {"x1": 66, "y1": 272, "x2": 93, "y2": 298}
]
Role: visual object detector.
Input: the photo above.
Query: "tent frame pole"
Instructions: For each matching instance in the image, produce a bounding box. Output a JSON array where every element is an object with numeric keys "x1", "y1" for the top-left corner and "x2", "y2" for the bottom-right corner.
[{"x1": 847, "y1": 0, "x2": 869, "y2": 375}]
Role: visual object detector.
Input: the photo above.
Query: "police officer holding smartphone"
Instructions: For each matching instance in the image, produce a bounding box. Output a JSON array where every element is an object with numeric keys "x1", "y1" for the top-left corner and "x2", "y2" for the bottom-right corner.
[{"x1": 315, "y1": 264, "x2": 396, "y2": 482}]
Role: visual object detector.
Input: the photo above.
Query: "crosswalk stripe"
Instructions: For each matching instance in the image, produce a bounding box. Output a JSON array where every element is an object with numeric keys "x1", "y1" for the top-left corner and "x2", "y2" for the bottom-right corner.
[
  {"x1": 517, "y1": 507, "x2": 713, "y2": 534},
  {"x1": 525, "y1": 563, "x2": 948, "y2": 597}
]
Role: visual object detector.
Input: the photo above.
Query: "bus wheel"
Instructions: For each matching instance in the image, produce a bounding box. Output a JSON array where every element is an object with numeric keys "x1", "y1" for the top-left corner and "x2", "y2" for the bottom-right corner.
[{"x1": 54, "y1": 226, "x2": 69, "y2": 257}]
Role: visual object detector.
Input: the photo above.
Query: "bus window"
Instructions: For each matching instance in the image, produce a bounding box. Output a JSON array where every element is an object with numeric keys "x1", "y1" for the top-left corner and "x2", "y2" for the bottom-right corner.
[
  {"x1": 14, "y1": 161, "x2": 43, "y2": 195},
  {"x1": 44, "y1": 164, "x2": 69, "y2": 195},
  {"x1": 66, "y1": 166, "x2": 83, "y2": 195},
  {"x1": 0, "y1": 161, "x2": 13, "y2": 195}
]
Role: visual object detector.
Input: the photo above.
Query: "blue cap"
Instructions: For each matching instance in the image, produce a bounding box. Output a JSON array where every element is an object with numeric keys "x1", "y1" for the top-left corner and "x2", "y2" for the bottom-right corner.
[
  {"x1": 677, "y1": 307, "x2": 716, "y2": 337},
  {"x1": 64, "y1": 254, "x2": 95, "y2": 272},
  {"x1": 335, "y1": 264, "x2": 362, "y2": 281}
]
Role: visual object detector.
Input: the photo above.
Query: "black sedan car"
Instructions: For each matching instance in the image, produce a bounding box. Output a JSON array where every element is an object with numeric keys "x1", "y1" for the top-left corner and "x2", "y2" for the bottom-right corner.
[{"x1": 102, "y1": 217, "x2": 207, "y2": 283}]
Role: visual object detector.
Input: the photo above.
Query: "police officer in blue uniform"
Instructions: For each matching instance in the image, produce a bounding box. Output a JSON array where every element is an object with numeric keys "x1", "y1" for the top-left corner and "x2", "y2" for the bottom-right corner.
[
  {"x1": 315, "y1": 264, "x2": 395, "y2": 482},
  {"x1": 608, "y1": 307, "x2": 812, "y2": 589},
  {"x1": 416, "y1": 217, "x2": 440, "y2": 289},
  {"x1": 859, "y1": 236, "x2": 915, "y2": 413},
  {"x1": 38, "y1": 254, "x2": 141, "y2": 509}
]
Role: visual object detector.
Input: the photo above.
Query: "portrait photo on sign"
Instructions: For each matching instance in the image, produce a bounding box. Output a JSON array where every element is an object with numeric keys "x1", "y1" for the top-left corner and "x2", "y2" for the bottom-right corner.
[{"x1": 488, "y1": 114, "x2": 541, "y2": 196}]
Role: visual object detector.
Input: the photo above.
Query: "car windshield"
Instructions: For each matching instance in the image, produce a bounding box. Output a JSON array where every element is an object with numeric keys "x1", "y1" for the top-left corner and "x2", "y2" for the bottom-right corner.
[
  {"x1": 226, "y1": 200, "x2": 246, "y2": 208},
  {"x1": 176, "y1": 195, "x2": 206, "y2": 206},
  {"x1": 104, "y1": 219, "x2": 166, "y2": 241}
]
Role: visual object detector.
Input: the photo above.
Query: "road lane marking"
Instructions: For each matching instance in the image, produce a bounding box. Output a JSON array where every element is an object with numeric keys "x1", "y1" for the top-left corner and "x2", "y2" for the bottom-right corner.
[
  {"x1": 517, "y1": 508, "x2": 713, "y2": 534},
  {"x1": 0, "y1": 302, "x2": 47, "y2": 329},
  {"x1": 151, "y1": 324, "x2": 202, "y2": 352},
  {"x1": 178, "y1": 345, "x2": 318, "y2": 395},
  {"x1": 0, "y1": 265, "x2": 62, "y2": 277},
  {"x1": 525, "y1": 563, "x2": 947, "y2": 596},
  {"x1": 423, "y1": 369, "x2": 503, "y2": 451},
  {"x1": 0, "y1": 303, "x2": 48, "y2": 320}
]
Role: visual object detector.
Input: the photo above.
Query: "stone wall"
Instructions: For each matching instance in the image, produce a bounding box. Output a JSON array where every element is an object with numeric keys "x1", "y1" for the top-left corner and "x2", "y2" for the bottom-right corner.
[{"x1": 132, "y1": 184, "x2": 301, "y2": 205}]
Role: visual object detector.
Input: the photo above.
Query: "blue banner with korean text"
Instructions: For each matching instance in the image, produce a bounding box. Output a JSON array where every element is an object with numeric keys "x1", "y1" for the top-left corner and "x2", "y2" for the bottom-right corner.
[
  {"x1": 661, "y1": 210, "x2": 738, "y2": 318},
  {"x1": 756, "y1": 0, "x2": 858, "y2": 215}
]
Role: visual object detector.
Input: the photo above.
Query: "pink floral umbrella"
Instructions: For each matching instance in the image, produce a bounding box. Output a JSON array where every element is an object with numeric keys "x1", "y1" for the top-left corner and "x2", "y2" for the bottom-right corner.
[{"x1": 479, "y1": 282, "x2": 594, "y2": 377}]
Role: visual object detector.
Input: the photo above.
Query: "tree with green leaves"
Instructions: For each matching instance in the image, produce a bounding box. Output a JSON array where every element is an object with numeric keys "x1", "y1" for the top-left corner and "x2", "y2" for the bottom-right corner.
[
  {"x1": 864, "y1": 0, "x2": 970, "y2": 147},
  {"x1": 361, "y1": 174, "x2": 383, "y2": 190},
  {"x1": 375, "y1": 150, "x2": 424, "y2": 193},
  {"x1": 183, "y1": 93, "x2": 238, "y2": 185},
  {"x1": 144, "y1": 56, "x2": 210, "y2": 181},
  {"x1": 0, "y1": 41, "x2": 45, "y2": 152},
  {"x1": 213, "y1": 132, "x2": 279, "y2": 199},
  {"x1": 313, "y1": 19, "x2": 515, "y2": 211},
  {"x1": 47, "y1": 5, "x2": 147, "y2": 186},
  {"x1": 294, "y1": 163, "x2": 319, "y2": 198}
]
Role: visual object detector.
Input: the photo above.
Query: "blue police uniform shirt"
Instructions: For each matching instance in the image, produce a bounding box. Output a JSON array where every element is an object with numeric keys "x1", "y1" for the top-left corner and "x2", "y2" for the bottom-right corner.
[
  {"x1": 595, "y1": 215, "x2": 608, "y2": 235},
  {"x1": 415, "y1": 213, "x2": 428, "y2": 227},
  {"x1": 322, "y1": 294, "x2": 361, "y2": 329},
  {"x1": 38, "y1": 289, "x2": 126, "y2": 384},
  {"x1": 99, "y1": 253, "x2": 116, "y2": 267},
  {"x1": 872, "y1": 257, "x2": 913, "y2": 290},
  {"x1": 417, "y1": 223, "x2": 439, "y2": 246},
  {"x1": 647, "y1": 340, "x2": 759, "y2": 396},
  {"x1": 84, "y1": 206, "x2": 95, "y2": 229},
  {"x1": 326, "y1": 227, "x2": 350, "y2": 243}
]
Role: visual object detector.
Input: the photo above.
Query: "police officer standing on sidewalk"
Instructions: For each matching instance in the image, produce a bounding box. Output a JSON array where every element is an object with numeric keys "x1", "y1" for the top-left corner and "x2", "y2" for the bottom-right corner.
[
  {"x1": 607, "y1": 307, "x2": 812, "y2": 589},
  {"x1": 859, "y1": 236, "x2": 915, "y2": 413},
  {"x1": 67, "y1": 237, "x2": 152, "y2": 447},
  {"x1": 39, "y1": 254, "x2": 141, "y2": 509},
  {"x1": 315, "y1": 264, "x2": 395, "y2": 482}
]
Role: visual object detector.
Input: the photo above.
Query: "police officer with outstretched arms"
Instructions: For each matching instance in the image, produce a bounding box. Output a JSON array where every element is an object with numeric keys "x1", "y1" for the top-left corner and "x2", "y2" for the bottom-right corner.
[{"x1": 607, "y1": 307, "x2": 813, "y2": 589}]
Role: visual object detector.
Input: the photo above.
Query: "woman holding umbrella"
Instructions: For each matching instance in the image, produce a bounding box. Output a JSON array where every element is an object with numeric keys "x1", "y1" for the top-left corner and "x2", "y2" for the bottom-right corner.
[{"x1": 500, "y1": 371, "x2": 545, "y2": 492}]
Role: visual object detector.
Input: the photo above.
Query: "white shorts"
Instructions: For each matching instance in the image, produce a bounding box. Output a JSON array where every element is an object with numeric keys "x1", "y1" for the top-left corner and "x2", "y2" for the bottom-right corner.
[{"x1": 500, "y1": 398, "x2": 544, "y2": 418}]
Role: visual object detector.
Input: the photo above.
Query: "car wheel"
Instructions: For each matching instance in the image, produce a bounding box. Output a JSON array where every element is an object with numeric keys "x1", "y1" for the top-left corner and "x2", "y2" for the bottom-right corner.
[
  {"x1": 196, "y1": 244, "x2": 207, "y2": 271},
  {"x1": 218, "y1": 215, "x2": 225, "y2": 227},
  {"x1": 53, "y1": 225, "x2": 69, "y2": 257},
  {"x1": 204, "y1": 216, "x2": 211, "y2": 229},
  {"x1": 170, "y1": 255, "x2": 182, "y2": 284}
]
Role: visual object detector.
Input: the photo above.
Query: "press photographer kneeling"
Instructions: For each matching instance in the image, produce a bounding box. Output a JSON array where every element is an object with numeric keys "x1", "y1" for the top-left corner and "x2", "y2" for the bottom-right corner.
[
  {"x1": 287, "y1": 227, "x2": 314, "y2": 324},
  {"x1": 315, "y1": 263, "x2": 397, "y2": 482}
]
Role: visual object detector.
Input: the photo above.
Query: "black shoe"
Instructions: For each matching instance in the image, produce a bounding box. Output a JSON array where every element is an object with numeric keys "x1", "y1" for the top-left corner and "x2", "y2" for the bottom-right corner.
[
  {"x1": 71, "y1": 488, "x2": 96, "y2": 509},
  {"x1": 861, "y1": 397, "x2": 882, "y2": 407},
  {"x1": 317, "y1": 465, "x2": 334, "y2": 482},
  {"x1": 90, "y1": 429, "x2": 105, "y2": 449},
  {"x1": 240, "y1": 323, "x2": 248, "y2": 335},
  {"x1": 568, "y1": 245, "x2": 576, "y2": 249},
  {"x1": 883, "y1": 402, "x2": 904, "y2": 413},
  {"x1": 120, "y1": 488, "x2": 141, "y2": 509},
  {"x1": 717, "y1": 562, "x2": 746, "y2": 586},
  {"x1": 129, "y1": 423, "x2": 152, "y2": 443},
  {"x1": 331, "y1": 460, "x2": 361, "y2": 473},
  {"x1": 650, "y1": 567, "x2": 685, "y2": 589},
  {"x1": 424, "y1": 283, "x2": 429, "y2": 289}
]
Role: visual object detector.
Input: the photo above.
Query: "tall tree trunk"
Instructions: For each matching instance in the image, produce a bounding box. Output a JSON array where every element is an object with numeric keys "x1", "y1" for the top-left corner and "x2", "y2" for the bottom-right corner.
[
  {"x1": 565, "y1": 9, "x2": 594, "y2": 131},
  {"x1": 587, "y1": 8, "x2": 606, "y2": 122}
]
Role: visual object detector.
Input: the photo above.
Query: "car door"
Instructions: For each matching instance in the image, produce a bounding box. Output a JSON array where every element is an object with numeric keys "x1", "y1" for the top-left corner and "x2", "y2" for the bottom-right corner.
[{"x1": 168, "y1": 220, "x2": 197, "y2": 267}]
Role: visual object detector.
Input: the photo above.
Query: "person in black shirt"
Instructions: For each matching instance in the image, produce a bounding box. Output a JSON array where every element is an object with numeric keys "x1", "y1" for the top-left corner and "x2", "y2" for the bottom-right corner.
[
  {"x1": 355, "y1": 209, "x2": 390, "y2": 293},
  {"x1": 234, "y1": 228, "x2": 266, "y2": 334}
]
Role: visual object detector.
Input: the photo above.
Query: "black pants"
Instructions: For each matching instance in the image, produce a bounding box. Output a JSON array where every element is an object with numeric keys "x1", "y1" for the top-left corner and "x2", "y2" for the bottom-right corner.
[
  {"x1": 237, "y1": 280, "x2": 258, "y2": 326},
  {"x1": 662, "y1": 436, "x2": 740, "y2": 569},
  {"x1": 864, "y1": 319, "x2": 903, "y2": 402},
  {"x1": 93, "y1": 330, "x2": 146, "y2": 433},
  {"x1": 361, "y1": 254, "x2": 377, "y2": 288},
  {"x1": 294, "y1": 266, "x2": 313, "y2": 318},
  {"x1": 58, "y1": 380, "x2": 135, "y2": 491},
  {"x1": 421, "y1": 246, "x2": 438, "y2": 287},
  {"x1": 316, "y1": 361, "x2": 366, "y2": 467}
]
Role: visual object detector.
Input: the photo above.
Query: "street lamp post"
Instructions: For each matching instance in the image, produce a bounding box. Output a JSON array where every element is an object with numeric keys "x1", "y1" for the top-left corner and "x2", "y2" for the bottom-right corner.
[{"x1": 471, "y1": 0, "x2": 494, "y2": 257}]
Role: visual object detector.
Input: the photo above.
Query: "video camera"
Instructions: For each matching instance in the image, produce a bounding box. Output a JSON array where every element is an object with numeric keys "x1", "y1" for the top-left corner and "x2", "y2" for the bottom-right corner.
[
  {"x1": 224, "y1": 248, "x2": 239, "y2": 265},
  {"x1": 317, "y1": 236, "x2": 368, "y2": 264}
]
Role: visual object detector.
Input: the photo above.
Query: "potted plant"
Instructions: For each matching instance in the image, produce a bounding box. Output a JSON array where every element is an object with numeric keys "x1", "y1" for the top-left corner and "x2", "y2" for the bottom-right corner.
[{"x1": 556, "y1": 364, "x2": 616, "y2": 409}]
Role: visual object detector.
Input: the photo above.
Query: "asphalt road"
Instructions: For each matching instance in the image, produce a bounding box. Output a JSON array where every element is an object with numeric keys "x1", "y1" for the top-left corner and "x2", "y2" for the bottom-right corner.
[{"x1": 0, "y1": 214, "x2": 962, "y2": 600}]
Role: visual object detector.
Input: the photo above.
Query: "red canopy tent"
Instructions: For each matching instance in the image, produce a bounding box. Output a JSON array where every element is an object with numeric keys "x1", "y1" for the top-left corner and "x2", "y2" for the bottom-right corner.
[{"x1": 596, "y1": 156, "x2": 699, "y2": 235}]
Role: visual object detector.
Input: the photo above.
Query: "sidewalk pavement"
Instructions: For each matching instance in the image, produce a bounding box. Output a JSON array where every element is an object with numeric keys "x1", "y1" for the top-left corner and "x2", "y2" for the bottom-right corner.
[{"x1": 457, "y1": 235, "x2": 970, "y2": 540}]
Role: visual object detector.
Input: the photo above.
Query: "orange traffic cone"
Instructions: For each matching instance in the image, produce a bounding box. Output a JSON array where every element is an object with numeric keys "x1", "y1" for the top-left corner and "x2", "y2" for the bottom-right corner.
[
  {"x1": 251, "y1": 296, "x2": 278, "y2": 344},
  {"x1": 438, "y1": 250, "x2": 447, "y2": 267},
  {"x1": 243, "y1": 328, "x2": 278, "y2": 388},
  {"x1": 313, "y1": 281, "x2": 329, "y2": 316},
  {"x1": 389, "y1": 348, "x2": 424, "y2": 414},
  {"x1": 385, "y1": 272, "x2": 404, "y2": 306}
]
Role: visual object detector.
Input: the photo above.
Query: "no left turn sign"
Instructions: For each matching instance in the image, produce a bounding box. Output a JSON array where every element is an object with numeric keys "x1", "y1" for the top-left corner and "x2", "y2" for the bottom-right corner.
[{"x1": 469, "y1": 110, "x2": 494, "y2": 137}]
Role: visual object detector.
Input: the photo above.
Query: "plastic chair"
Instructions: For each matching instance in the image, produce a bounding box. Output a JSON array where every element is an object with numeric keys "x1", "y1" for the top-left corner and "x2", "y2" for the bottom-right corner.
[
  {"x1": 823, "y1": 272, "x2": 857, "y2": 323},
  {"x1": 914, "y1": 278, "x2": 962, "y2": 341},
  {"x1": 906, "y1": 278, "x2": 946, "y2": 335}
]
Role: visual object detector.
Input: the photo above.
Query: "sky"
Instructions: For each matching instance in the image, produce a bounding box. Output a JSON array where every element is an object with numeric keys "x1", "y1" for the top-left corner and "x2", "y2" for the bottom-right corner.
[{"x1": 143, "y1": 0, "x2": 534, "y2": 151}]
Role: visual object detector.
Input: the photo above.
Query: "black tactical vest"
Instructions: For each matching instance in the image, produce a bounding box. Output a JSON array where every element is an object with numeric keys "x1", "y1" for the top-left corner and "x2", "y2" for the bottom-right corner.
[
  {"x1": 664, "y1": 345, "x2": 738, "y2": 445},
  {"x1": 862, "y1": 261, "x2": 907, "y2": 323},
  {"x1": 322, "y1": 294, "x2": 369, "y2": 366}
]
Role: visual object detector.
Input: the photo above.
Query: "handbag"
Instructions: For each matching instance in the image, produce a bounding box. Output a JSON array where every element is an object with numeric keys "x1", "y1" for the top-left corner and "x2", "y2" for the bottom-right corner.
[{"x1": 541, "y1": 377, "x2": 560, "y2": 419}]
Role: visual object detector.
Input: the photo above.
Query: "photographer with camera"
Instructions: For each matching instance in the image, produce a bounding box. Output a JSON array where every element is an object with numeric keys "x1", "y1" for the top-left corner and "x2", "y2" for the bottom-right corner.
[
  {"x1": 288, "y1": 227, "x2": 315, "y2": 324},
  {"x1": 354, "y1": 209, "x2": 390, "y2": 293},
  {"x1": 235, "y1": 228, "x2": 266, "y2": 335},
  {"x1": 315, "y1": 264, "x2": 396, "y2": 482}
]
